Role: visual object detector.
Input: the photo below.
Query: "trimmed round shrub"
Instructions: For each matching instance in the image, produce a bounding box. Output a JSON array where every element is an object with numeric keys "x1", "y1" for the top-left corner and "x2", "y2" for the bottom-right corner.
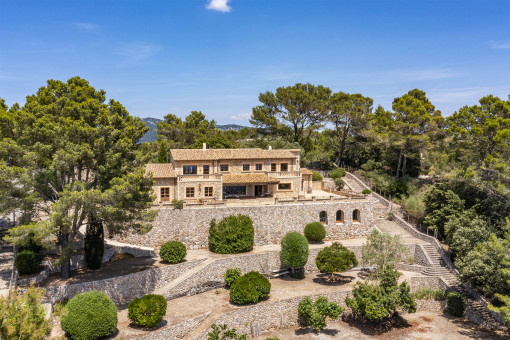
[
  {"x1": 328, "y1": 168, "x2": 346, "y2": 179},
  {"x1": 316, "y1": 242, "x2": 358, "y2": 278},
  {"x1": 304, "y1": 222, "x2": 326, "y2": 243},
  {"x1": 15, "y1": 250, "x2": 41, "y2": 275},
  {"x1": 230, "y1": 271, "x2": 271, "y2": 305},
  {"x1": 362, "y1": 189, "x2": 372, "y2": 195},
  {"x1": 159, "y1": 241, "x2": 186, "y2": 264},
  {"x1": 60, "y1": 290, "x2": 117, "y2": 340},
  {"x1": 224, "y1": 268, "x2": 242, "y2": 288},
  {"x1": 334, "y1": 178, "x2": 344, "y2": 190},
  {"x1": 128, "y1": 294, "x2": 167, "y2": 328},
  {"x1": 280, "y1": 232, "x2": 309, "y2": 269},
  {"x1": 209, "y1": 214, "x2": 254, "y2": 254},
  {"x1": 312, "y1": 171, "x2": 323, "y2": 181},
  {"x1": 446, "y1": 292, "x2": 465, "y2": 317}
]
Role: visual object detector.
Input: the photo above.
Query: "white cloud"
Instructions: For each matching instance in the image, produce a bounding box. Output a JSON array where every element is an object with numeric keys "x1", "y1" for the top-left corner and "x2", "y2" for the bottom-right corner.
[
  {"x1": 73, "y1": 22, "x2": 100, "y2": 31},
  {"x1": 116, "y1": 43, "x2": 162, "y2": 61},
  {"x1": 206, "y1": 0, "x2": 231, "y2": 13},
  {"x1": 230, "y1": 112, "x2": 251, "y2": 121},
  {"x1": 489, "y1": 40, "x2": 510, "y2": 49}
]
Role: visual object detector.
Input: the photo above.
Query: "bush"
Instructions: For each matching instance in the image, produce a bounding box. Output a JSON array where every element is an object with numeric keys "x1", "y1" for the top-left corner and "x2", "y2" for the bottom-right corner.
[
  {"x1": 128, "y1": 294, "x2": 167, "y2": 328},
  {"x1": 230, "y1": 271, "x2": 271, "y2": 305},
  {"x1": 0, "y1": 286, "x2": 50, "y2": 340},
  {"x1": 316, "y1": 242, "x2": 358, "y2": 279},
  {"x1": 304, "y1": 222, "x2": 326, "y2": 243},
  {"x1": 60, "y1": 290, "x2": 117, "y2": 340},
  {"x1": 15, "y1": 250, "x2": 41, "y2": 275},
  {"x1": 209, "y1": 215, "x2": 254, "y2": 254},
  {"x1": 208, "y1": 324, "x2": 247, "y2": 340},
  {"x1": 362, "y1": 189, "x2": 371, "y2": 195},
  {"x1": 311, "y1": 171, "x2": 323, "y2": 181},
  {"x1": 413, "y1": 287, "x2": 446, "y2": 301},
  {"x1": 280, "y1": 232, "x2": 309, "y2": 269},
  {"x1": 328, "y1": 167, "x2": 346, "y2": 179},
  {"x1": 334, "y1": 178, "x2": 344, "y2": 190},
  {"x1": 171, "y1": 199, "x2": 184, "y2": 209},
  {"x1": 446, "y1": 292, "x2": 465, "y2": 317},
  {"x1": 298, "y1": 296, "x2": 343, "y2": 332},
  {"x1": 159, "y1": 241, "x2": 187, "y2": 264},
  {"x1": 224, "y1": 268, "x2": 242, "y2": 288}
]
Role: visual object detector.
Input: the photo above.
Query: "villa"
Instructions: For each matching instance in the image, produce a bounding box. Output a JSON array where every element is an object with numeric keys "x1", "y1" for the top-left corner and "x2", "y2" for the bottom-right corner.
[{"x1": 146, "y1": 144, "x2": 314, "y2": 204}]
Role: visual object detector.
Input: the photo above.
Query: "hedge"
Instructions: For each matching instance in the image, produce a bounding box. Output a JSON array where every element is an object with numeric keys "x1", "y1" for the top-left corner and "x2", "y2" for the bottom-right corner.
[
  {"x1": 128, "y1": 294, "x2": 167, "y2": 328},
  {"x1": 60, "y1": 291, "x2": 117, "y2": 340},
  {"x1": 328, "y1": 168, "x2": 346, "y2": 179},
  {"x1": 209, "y1": 215, "x2": 254, "y2": 254},
  {"x1": 15, "y1": 250, "x2": 41, "y2": 275},
  {"x1": 304, "y1": 222, "x2": 326, "y2": 243},
  {"x1": 280, "y1": 232, "x2": 309, "y2": 268},
  {"x1": 230, "y1": 272, "x2": 271, "y2": 305},
  {"x1": 159, "y1": 241, "x2": 187, "y2": 264},
  {"x1": 446, "y1": 292, "x2": 465, "y2": 317}
]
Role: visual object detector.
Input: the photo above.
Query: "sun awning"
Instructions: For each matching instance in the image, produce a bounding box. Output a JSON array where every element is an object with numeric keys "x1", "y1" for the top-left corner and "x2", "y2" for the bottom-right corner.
[{"x1": 222, "y1": 174, "x2": 280, "y2": 185}]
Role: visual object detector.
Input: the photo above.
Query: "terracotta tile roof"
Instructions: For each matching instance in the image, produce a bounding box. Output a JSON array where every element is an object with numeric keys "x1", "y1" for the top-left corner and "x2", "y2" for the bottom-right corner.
[
  {"x1": 145, "y1": 163, "x2": 177, "y2": 178},
  {"x1": 301, "y1": 168, "x2": 313, "y2": 175},
  {"x1": 222, "y1": 173, "x2": 280, "y2": 184},
  {"x1": 170, "y1": 148, "x2": 299, "y2": 161}
]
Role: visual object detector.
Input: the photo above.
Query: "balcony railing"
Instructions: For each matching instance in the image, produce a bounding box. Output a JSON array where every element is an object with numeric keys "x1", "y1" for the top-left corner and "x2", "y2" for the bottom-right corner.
[
  {"x1": 177, "y1": 174, "x2": 222, "y2": 182},
  {"x1": 267, "y1": 171, "x2": 301, "y2": 178}
]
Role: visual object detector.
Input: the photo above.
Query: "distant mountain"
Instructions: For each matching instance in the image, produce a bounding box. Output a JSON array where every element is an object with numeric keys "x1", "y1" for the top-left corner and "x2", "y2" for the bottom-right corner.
[{"x1": 139, "y1": 117, "x2": 248, "y2": 143}]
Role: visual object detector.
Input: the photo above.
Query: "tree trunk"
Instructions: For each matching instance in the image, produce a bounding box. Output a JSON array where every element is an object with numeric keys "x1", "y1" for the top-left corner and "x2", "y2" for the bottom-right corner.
[
  {"x1": 61, "y1": 259, "x2": 71, "y2": 279},
  {"x1": 396, "y1": 148, "x2": 403, "y2": 177},
  {"x1": 402, "y1": 155, "x2": 408, "y2": 177}
]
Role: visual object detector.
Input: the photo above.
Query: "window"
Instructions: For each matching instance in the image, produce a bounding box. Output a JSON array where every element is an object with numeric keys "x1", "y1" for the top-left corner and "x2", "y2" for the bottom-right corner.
[
  {"x1": 203, "y1": 165, "x2": 210, "y2": 174},
  {"x1": 280, "y1": 163, "x2": 288, "y2": 171},
  {"x1": 271, "y1": 163, "x2": 277, "y2": 172},
  {"x1": 278, "y1": 183, "x2": 291, "y2": 190},
  {"x1": 319, "y1": 211, "x2": 328, "y2": 224},
  {"x1": 255, "y1": 163, "x2": 262, "y2": 171},
  {"x1": 204, "y1": 187, "x2": 213, "y2": 197},
  {"x1": 220, "y1": 164, "x2": 229, "y2": 172},
  {"x1": 183, "y1": 165, "x2": 197, "y2": 174},
  {"x1": 353, "y1": 209, "x2": 360, "y2": 222},
  {"x1": 224, "y1": 186, "x2": 246, "y2": 196},
  {"x1": 336, "y1": 210, "x2": 344, "y2": 223},
  {"x1": 243, "y1": 164, "x2": 250, "y2": 171},
  {"x1": 160, "y1": 187, "x2": 170, "y2": 201},
  {"x1": 186, "y1": 187, "x2": 195, "y2": 198}
]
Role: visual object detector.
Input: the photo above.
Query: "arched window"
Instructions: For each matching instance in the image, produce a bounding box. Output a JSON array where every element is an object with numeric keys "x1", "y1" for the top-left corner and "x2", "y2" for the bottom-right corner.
[
  {"x1": 336, "y1": 210, "x2": 344, "y2": 223},
  {"x1": 319, "y1": 211, "x2": 327, "y2": 224},
  {"x1": 352, "y1": 209, "x2": 360, "y2": 223}
]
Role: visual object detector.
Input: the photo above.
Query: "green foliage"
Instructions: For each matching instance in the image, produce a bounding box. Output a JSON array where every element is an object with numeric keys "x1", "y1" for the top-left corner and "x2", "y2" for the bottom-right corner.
[
  {"x1": 0, "y1": 286, "x2": 51, "y2": 340},
  {"x1": 84, "y1": 219, "x2": 104, "y2": 270},
  {"x1": 280, "y1": 232, "x2": 309, "y2": 269},
  {"x1": 403, "y1": 193, "x2": 426, "y2": 222},
  {"x1": 489, "y1": 294, "x2": 510, "y2": 328},
  {"x1": 361, "y1": 189, "x2": 371, "y2": 194},
  {"x1": 316, "y1": 242, "x2": 358, "y2": 278},
  {"x1": 230, "y1": 271, "x2": 271, "y2": 305},
  {"x1": 346, "y1": 274, "x2": 416, "y2": 322},
  {"x1": 207, "y1": 324, "x2": 247, "y2": 340},
  {"x1": 159, "y1": 241, "x2": 187, "y2": 264},
  {"x1": 157, "y1": 141, "x2": 169, "y2": 163},
  {"x1": 60, "y1": 290, "x2": 117, "y2": 340},
  {"x1": 128, "y1": 294, "x2": 167, "y2": 328},
  {"x1": 224, "y1": 268, "x2": 242, "y2": 288},
  {"x1": 444, "y1": 213, "x2": 491, "y2": 259},
  {"x1": 364, "y1": 172, "x2": 412, "y2": 199},
  {"x1": 209, "y1": 215, "x2": 254, "y2": 254},
  {"x1": 311, "y1": 171, "x2": 323, "y2": 181},
  {"x1": 361, "y1": 231, "x2": 409, "y2": 276},
  {"x1": 15, "y1": 250, "x2": 41, "y2": 275},
  {"x1": 304, "y1": 222, "x2": 326, "y2": 243},
  {"x1": 171, "y1": 199, "x2": 184, "y2": 209},
  {"x1": 328, "y1": 167, "x2": 346, "y2": 179},
  {"x1": 334, "y1": 178, "x2": 344, "y2": 190},
  {"x1": 413, "y1": 287, "x2": 446, "y2": 301},
  {"x1": 423, "y1": 184, "x2": 465, "y2": 238},
  {"x1": 298, "y1": 296, "x2": 344, "y2": 332},
  {"x1": 446, "y1": 292, "x2": 465, "y2": 317}
]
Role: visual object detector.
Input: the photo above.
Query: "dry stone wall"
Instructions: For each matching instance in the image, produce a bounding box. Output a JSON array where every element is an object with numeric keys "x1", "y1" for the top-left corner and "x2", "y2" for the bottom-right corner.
[{"x1": 117, "y1": 200, "x2": 375, "y2": 249}]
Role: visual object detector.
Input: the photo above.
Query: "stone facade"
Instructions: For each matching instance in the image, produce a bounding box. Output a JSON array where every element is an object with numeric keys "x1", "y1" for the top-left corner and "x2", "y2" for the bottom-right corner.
[{"x1": 117, "y1": 199, "x2": 375, "y2": 249}]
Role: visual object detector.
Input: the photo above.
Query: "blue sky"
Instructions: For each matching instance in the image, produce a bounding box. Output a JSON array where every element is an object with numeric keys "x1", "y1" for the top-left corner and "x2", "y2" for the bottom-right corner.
[{"x1": 1, "y1": 0, "x2": 509, "y2": 124}]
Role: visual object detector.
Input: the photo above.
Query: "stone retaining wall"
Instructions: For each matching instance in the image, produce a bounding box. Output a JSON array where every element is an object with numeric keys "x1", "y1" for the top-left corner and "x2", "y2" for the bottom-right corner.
[
  {"x1": 136, "y1": 312, "x2": 210, "y2": 340},
  {"x1": 116, "y1": 200, "x2": 375, "y2": 249}
]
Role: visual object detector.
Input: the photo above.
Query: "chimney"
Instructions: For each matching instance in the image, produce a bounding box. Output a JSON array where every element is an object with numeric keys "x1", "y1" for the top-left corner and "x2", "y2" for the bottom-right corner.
[
  {"x1": 268, "y1": 145, "x2": 272, "y2": 150},
  {"x1": 203, "y1": 143, "x2": 206, "y2": 150}
]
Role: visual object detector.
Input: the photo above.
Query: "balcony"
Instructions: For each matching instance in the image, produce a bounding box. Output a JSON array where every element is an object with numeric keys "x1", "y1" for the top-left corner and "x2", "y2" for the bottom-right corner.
[
  {"x1": 177, "y1": 174, "x2": 222, "y2": 182},
  {"x1": 267, "y1": 171, "x2": 301, "y2": 178}
]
